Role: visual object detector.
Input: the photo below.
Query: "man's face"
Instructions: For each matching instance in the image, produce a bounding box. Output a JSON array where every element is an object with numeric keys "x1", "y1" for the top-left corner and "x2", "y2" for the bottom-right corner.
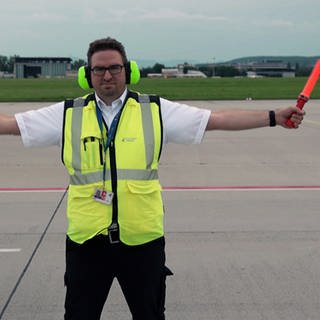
[{"x1": 90, "y1": 49, "x2": 126, "y2": 105}]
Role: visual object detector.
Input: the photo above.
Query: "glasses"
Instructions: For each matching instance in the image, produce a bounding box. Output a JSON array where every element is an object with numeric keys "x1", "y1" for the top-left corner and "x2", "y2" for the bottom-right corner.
[{"x1": 91, "y1": 64, "x2": 124, "y2": 76}]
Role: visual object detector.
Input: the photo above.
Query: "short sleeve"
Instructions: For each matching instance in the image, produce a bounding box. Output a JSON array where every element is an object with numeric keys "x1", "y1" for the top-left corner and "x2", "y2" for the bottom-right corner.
[
  {"x1": 160, "y1": 98, "x2": 211, "y2": 144},
  {"x1": 15, "y1": 102, "x2": 64, "y2": 147}
]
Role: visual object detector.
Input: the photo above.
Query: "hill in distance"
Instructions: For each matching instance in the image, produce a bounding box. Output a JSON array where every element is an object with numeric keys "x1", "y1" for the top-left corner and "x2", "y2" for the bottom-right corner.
[
  {"x1": 135, "y1": 59, "x2": 203, "y2": 68},
  {"x1": 136, "y1": 56, "x2": 320, "y2": 68},
  {"x1": 222, "y1": 56, "x2": 320, "y2": 68}
]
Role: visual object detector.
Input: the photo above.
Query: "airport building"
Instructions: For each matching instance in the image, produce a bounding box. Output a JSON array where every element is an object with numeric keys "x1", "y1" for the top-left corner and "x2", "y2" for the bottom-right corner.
[
  {"x1": 236, "y1": 60, "x2": 295, "y2": 78},
  {"x1": 148, "y1": 64, "x2": 207, "y2": 78},
  {"x1": 14, "y1": 57, "x2": 72, "y2": 78}
]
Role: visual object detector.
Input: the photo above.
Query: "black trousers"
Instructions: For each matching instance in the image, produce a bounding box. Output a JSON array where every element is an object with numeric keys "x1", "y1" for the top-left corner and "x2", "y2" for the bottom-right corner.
[{"x1": 64, "y1": 235, "x2": 172, "y2": 320}]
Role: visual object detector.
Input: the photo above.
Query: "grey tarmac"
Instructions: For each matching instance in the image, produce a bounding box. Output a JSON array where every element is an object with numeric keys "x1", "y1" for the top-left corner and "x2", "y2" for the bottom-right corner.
[{"x1": 1, "y1": 100, "x2": 320, "y2": 320}]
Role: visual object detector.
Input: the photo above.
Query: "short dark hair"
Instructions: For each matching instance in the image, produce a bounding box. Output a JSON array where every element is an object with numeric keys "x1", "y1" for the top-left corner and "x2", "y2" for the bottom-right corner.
[{"x1": 87, "y1": 37, "x2": 128, "y2": 66}]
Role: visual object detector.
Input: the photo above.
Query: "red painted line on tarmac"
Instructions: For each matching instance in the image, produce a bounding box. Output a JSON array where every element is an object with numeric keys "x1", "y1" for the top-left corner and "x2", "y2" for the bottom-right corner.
[
  {"x1": 0, "y1": 186, "x2": 320, "y2": 192},
  {"x1": 0, "y1": 187, "x2": 66, "y2": 192},
  {"x1": 163, "y1": 185, "x2": 320, "y2": 191}
]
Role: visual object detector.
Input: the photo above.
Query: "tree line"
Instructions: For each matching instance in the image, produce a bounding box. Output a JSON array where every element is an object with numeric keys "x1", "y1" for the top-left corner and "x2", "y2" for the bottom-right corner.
[
  {"x1": 0, "y1": 55, "x2": 88, "y2": 73},
  {"x1": 1, "y1": 55, "x2": 313, "y2": 77},
  {"x1": 0, "y1": 56, "x2": 16, "y2": 73},
  {"x1": 0, "y1": 56, "x2": 167, "y2": 76},
  {"x1": 136, "y1": 63, "x2": 314, "y2": 77}
]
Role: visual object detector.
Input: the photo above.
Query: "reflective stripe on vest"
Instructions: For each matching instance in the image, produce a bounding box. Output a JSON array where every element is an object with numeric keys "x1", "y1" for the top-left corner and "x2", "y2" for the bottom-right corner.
[
  {"x1": 62, "y1": 92, "x2": 164, "y2": 245},
  {"x1": 70, "y1": 169, "x2": 159, "y2": 185}
]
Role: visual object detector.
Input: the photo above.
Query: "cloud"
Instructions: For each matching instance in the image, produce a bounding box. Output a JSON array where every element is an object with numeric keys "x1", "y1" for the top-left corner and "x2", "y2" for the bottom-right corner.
[
  {"x1": 82, "y1": 7, "x2": 230, "y2": 24},
  {"x1": 269, "y1": 20, "x2": 295, "y2": 28},
  {"x1": 131, "y1": 9, "x2": 230, "y2": 22},
  {"x1": 249, "y1": 18, "x2": 295, "y2": 29},
  {"x1": 30, "y1": 12, "x2": 69, "y2": 23},
  {"x1": 1, "y1": 0, "x2": 320, "y2": 61}
]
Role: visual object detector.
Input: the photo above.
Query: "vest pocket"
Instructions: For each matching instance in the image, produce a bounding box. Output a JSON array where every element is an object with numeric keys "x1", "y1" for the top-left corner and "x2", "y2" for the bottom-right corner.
[
  {"x1": 119, "y1": 180, "x2": 164, "y2": 244},
  {"x1": 67, "y1": 184, "x2": 112, "y2": 244},
  {"x1": 126, "y1": 180, "x2": 162, "y2": 194},
  {"x1": 81, "y1": 136, "x2": 104, "y2": 171}
]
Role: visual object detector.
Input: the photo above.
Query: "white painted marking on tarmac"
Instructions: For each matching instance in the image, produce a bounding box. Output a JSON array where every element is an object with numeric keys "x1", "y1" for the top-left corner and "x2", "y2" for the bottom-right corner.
[
  {"x1": 0, "y1": 248, "x2": 21, "y2": 253},
  {"x1": 305, "y1": 119, "x2": 320, "y2": 126}
]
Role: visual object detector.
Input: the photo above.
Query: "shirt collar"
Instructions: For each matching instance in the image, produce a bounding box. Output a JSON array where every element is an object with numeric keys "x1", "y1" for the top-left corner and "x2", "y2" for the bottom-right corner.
[{"x1": 95, "y1": 88, "x2": 128, "y2": 110}]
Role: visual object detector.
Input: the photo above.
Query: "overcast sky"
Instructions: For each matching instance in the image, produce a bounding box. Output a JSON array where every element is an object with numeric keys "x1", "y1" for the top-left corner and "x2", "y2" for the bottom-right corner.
[{"x1": 1, "y1": 0, "x2": 320, "y2": 64}]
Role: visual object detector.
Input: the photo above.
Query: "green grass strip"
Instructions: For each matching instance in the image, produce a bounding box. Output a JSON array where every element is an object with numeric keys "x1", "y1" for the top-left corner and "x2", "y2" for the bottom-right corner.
[{"x1": 0, "y1": 77, "x2": 318, "y2": 102}]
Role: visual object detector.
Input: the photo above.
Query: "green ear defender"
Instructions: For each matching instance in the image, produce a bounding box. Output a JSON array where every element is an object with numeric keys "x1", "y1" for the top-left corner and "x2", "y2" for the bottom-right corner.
[
  {"x1": 78, "y1": 66, "x2": 92, "y2": 90},
  {"x1": 77, "y1": 60, "x2": 140, "y2": 90},
  {"x1": 125, "y1": 60, "x2": 140, "y2": 85}
]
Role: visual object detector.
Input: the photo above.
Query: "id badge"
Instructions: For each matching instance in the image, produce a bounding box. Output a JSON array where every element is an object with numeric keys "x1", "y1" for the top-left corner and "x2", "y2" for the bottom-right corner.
[{"x1": 93, "y1": 188, "x2": 114, "y2": 205}]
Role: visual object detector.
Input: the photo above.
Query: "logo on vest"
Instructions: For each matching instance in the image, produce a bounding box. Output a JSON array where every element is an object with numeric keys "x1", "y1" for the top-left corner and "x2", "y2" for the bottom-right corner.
[{"x1": 122, "y1": 137, "x2": 137, "y2": 142}]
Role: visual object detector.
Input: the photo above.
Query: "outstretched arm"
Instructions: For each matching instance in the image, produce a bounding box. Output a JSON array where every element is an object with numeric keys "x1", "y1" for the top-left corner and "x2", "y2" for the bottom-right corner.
[
  {"x1": 0, "y1": 114, "x2": 20, "y2": 135},
  {"x1": 206, "y1": 106, "x2": 305, "y2": 131}
]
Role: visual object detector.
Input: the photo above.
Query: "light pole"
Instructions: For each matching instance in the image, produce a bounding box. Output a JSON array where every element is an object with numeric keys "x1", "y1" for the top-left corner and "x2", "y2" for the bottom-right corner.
[{"x1": 212, "y1": 57, "x2": 215, "y2": 77}]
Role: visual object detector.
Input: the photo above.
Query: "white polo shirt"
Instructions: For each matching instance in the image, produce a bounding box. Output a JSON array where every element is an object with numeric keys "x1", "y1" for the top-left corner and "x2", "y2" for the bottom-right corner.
[{"x1": 15, "y1": 89, "x2": 211, "y2": 148}]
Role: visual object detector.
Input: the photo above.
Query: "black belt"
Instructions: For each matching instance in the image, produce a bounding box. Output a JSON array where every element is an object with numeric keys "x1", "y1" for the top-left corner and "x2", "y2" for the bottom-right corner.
[
  {"x1": 107, "y1": 222, "x2": 120, "y2": 244},
  {"x1": 66, "y1": 234, "x2": 165, "y2": 249}
]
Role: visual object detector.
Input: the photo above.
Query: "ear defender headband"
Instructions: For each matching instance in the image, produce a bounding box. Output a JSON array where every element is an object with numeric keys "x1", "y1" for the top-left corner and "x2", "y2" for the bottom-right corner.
[{"x1": 77, "y1": 60, "x2": 140, "y2": 90}]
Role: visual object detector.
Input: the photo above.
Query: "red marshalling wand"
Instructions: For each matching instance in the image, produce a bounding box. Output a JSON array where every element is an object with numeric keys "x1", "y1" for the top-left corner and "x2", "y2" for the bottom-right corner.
[{"x1": 286, "y1": 59, "x2": 320, "y2": 128}]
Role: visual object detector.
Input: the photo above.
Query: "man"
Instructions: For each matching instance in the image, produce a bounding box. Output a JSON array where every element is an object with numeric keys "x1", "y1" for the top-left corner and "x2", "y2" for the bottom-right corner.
[{"x1": 0, "y1": 37, "x2": 304, "y2": 320}]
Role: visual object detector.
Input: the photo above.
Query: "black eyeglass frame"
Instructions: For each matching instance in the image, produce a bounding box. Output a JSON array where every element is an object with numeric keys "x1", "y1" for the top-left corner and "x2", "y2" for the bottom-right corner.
[{"x1": 90, "y1": 64, "x2": 124, "y2": 75}]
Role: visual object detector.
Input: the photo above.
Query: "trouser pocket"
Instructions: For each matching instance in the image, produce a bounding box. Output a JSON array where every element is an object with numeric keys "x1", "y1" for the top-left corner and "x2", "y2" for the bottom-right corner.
[{"x1": 158, "y1": 266, "x2": 174, "y2": 320}]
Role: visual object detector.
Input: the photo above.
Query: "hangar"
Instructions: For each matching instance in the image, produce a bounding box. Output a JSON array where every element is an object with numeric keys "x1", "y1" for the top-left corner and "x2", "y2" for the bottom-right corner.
[
  {"x1": 237, "y1": 60, "x2": 295, "y2": 78},
  {"x1": 14, "y1": 57, "x2": 72, "y2": 78}
]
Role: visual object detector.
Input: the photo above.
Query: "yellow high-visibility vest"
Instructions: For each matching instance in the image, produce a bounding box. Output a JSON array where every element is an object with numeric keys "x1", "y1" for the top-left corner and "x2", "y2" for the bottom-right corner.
[{"x1": 62, "y1": 91, "x2": 164, "y2": 245}]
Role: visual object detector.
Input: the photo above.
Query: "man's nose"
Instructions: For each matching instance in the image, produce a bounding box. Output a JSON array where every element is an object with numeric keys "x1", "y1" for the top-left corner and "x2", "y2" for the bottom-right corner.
[{"x1": 103, "y1": 69, "x2": 112, "y2": 79}]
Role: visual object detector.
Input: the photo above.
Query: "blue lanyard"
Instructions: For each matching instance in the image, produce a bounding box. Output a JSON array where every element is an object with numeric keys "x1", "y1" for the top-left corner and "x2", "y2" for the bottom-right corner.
[
  {"x1": 96, "y1": 106, "x2": 122, "y2": 185},
  {"x1": 96, "y1": 106, "x2": 122, "y2": 152}
]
